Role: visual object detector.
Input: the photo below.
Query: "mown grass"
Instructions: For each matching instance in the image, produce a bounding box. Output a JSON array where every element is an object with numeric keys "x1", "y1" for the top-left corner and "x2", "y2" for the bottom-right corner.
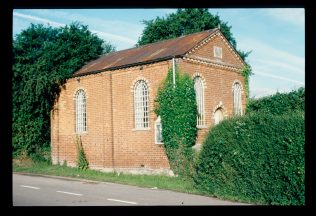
[{"x1": 13, "y1": 158, "x2": 204, "y2": 196}]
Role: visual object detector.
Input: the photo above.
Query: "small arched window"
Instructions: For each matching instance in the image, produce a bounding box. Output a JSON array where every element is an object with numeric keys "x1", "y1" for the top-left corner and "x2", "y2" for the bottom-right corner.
[
  {"x1": 134, "y1": 80, "x2": 149, "y2": 129},
  {"x1": 155, "y1": 116, "x2": 163, "y2": 144},
  {"x1": 214, "y1": 108, "x2": 224, "y2": 125},
  {"x1": 75, "y1": 89, "x2": 87, "y2": 133},
  {"x1": 194, "y1": 76, "x2": 205, "y2": 127},
  {"x1": 233, "y1": 82, "x2": 242, "y2": 115}
]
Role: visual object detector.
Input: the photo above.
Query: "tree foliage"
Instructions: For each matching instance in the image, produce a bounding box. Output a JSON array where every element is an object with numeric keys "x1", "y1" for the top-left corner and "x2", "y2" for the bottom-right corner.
[
  {"x1": 137, "y1": 8, "x2": 250, "y2": 61},
  {"x1": 101, "y1": 41, "x2": 116, "y2": 54},
  {"x1": 13, "y1": 22, "x2": 114, "y2": 159},
  {"x1": 154, "y1": 67, "x2": 197, "y2": 177}
]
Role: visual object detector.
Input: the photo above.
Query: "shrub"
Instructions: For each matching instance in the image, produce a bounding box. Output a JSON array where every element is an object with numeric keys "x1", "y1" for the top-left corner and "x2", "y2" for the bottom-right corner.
[
  {"x1": 154, "y1": 67, "x2": 197, "y2": 177},
  {"x1": 194, "y1": 111, "x2": 305, "y2": 205},
  {"x1": 76, "y1": 136, "x2": 89, "y2": 170},
  {"x1": 246, "y1": 87, "x2": 305, "y2": 115}
]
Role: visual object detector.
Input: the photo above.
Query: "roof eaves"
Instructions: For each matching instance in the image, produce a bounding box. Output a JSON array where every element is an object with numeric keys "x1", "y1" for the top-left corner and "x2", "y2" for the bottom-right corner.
[{"x1": 73, "y1": 54, "x2": 183, "y2": 78}]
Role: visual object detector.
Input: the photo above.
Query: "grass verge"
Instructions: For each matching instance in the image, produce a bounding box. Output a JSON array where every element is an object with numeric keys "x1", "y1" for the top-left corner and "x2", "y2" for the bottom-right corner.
[{"x1": 13, "y1": 158, "x2": 204, "y2": 196}]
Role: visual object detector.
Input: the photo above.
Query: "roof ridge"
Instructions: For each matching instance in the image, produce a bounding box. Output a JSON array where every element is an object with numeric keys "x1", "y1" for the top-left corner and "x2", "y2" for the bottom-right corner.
[
  {"x1": 101, "y1": 29, "x2": 216, "y2": 57},
  {"x1": 135, "y1": 29, "x2": 215, "y2": 49}
]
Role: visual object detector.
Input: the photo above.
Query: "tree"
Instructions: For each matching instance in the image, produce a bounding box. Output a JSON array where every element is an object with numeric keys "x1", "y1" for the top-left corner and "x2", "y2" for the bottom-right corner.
[
  {"x1": 101, "y1": 41, "x2": 116, "y2": 54},
  {"x1": 154, "y1": 67, "x2": 197, "y2": 177},
  {"x1": 137, "y1": 8, "x2": 250, "y2": 61},
  {"x1": 12, "y1": 22, "x2": 115, "y2": 160}
]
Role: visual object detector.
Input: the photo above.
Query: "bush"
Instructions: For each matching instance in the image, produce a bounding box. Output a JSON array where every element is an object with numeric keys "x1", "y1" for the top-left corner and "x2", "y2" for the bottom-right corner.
[
  {"x1": 194, "y1": 111, "x2": 305, "y2": 205},
  {"x1": 154, "y1": 67, "x2": 197, "y2": 177},
  {"x1": 246, "y1": 87, "x2": 305, "y2": 115},
  {"x1": 76, "y1": 136, "x2": 89, "y2": 170}
]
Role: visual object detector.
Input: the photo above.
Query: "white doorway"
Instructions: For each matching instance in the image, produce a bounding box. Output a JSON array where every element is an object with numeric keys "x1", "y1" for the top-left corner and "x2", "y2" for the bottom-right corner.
[{"x1": 214, "y1": 108, "x2": 224, "y2": 125}]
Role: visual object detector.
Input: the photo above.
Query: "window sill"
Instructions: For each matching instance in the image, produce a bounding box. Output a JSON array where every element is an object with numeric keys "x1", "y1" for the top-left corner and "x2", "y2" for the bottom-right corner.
[
  {"x1": 155, "y1": 142, "x2": 164, "y2": 145},
  {"x1": 197, "y1": 126, "x2": 208, "y2": 129},
  {"x1": 75, "y1": 131, "x2": 88, "y2": 135},
  {"x1": 132, "y1": 128, "x2": 151, "y2": 131}
]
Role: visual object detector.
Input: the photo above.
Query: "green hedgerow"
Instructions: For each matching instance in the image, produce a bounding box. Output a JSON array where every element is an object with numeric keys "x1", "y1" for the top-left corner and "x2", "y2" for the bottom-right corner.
[
  {"x1": 194, "y1": 111, "x2": 305, "y2": 205},
  {"x1": 246, "y1": 87, "x2": 305, "y2": 115}
]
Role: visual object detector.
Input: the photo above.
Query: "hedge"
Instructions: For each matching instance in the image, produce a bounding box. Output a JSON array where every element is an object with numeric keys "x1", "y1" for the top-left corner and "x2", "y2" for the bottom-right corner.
[
  {"x1": 194, "y1": 111, "x2": 305, "y2": 205},
  {"x1": 246, "y1": 87, "x2": 305, "y2": 115}
]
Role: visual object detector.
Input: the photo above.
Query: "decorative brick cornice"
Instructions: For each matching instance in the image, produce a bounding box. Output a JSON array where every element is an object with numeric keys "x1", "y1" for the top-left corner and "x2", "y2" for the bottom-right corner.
[{"x1": 183, "y1": 56, "x2": 242, "y2": 72}]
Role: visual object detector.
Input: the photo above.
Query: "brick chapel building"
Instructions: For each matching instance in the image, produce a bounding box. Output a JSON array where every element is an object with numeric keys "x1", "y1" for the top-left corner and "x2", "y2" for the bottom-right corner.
[{"x1": 51, "y1": 28, "x2": 246, "y2": 175}]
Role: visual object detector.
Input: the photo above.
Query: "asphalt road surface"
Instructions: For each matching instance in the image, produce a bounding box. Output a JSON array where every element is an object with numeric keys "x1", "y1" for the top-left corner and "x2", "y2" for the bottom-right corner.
[{"x1": 13, "y1": 173, "x2": 250, "y2": 206}]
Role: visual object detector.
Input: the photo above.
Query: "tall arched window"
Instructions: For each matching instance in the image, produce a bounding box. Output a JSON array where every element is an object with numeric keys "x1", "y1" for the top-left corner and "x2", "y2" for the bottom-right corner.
[
  {"x1": 134, "y1": 80, "x2": 149, "y2": 129},
  {"x1": 233, "y1": 82, "x2": 242, "y2": 115},
  {"x1": 194, "y1": 76, "x2": 205, "y2": 126},
  {"x1": 75, "y1": 89, "x2": 87, "y2": 133}
]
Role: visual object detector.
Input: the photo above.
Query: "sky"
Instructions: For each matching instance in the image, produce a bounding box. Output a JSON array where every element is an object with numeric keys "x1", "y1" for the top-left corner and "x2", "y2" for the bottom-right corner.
[{"x1": 12, "y1": 9, "x2": 305, "y2": 98}]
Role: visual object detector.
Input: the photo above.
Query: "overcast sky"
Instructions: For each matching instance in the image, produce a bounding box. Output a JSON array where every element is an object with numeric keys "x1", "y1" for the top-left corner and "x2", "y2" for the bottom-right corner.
[{"x1": 13, "y1": 9, "x2": 305, "y2": 98}]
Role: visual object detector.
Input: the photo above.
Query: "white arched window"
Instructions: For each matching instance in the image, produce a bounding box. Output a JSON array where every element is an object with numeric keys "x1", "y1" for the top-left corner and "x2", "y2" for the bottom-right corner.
[
  {"x1": 75, "y1": 89, "x2": 87, "y2": 133},
  {"x1": 233, "y1": 82, "x2": 242, "y2": 115},
  {"x1": 194, "y1": 76, "x2": 205, "y2": 127},
  {"x1": 134, "y1": 80, "x2": 149, "y2": 129},
  {"x1": 155, "y1": 116, "x2": 163, "y2": 144},
  {"x1": 214, "y1": 108, "x2": 224, "y2": 125}
]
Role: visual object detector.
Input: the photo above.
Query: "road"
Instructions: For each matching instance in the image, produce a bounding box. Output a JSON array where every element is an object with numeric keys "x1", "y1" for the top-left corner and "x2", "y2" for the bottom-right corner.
[{"x1": 13, "y1": 173, "x2": 250, "y2": 206}]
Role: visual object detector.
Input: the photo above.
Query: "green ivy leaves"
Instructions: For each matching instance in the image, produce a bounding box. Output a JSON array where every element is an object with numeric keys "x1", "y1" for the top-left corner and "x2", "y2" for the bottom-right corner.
[{"x1": 154, "y1": 67, "x2": 197, "y2": 177}]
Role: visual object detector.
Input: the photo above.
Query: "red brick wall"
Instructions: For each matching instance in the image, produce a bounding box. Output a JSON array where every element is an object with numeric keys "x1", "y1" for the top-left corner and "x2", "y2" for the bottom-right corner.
[
  {"x1": 178, "y1": 60, "x2": 246, "y2": 144},
  {"x1": 51, "y1": 61, "x2": 171, "y2": 170},
  {"x1": 51, "y1": 33, "x2": 246, "y2": 173},
  {"x1": 111, "y1": 61, "x2": 170, "y2": 169},
  {"x1": 51, "y1": 73, "x2": 114, "y2": 169},
  {"x1": 179, "y1": 33, "x2": 246, "y2": 144}
]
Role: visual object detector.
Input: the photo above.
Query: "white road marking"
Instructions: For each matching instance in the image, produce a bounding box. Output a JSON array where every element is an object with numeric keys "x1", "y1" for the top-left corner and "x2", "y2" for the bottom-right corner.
[
  {"x1": 20, "y1": 185, "x2": 40, "y2": 190},
  {"x1": 107, "y1": 198, "x2": 137, "y2": 205},
  {"x1": 56, "y1": 190, "x2": 83, "y2": 196}
]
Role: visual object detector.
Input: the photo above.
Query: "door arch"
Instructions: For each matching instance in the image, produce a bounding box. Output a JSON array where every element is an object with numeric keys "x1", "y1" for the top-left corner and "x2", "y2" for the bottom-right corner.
[{"x1": 214, "y1": 108, "x2": 224, "y2": 125}]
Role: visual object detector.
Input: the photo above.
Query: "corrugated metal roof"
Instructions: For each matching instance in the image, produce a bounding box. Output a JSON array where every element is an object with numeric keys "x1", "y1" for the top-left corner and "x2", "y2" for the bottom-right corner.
[{"x1": 74, "y1": 29, "x2": 217, "y2": 76}]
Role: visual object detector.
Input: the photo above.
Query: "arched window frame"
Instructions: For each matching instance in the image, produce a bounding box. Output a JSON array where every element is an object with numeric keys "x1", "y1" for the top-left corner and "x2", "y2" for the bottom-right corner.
[
  {"x1": 212, "y1": 101, "x2": 228, "y2": 125},
  {"x1": 75, "y1": 89, "x2": 87, "y2": 133},
  {"x1": 193, "y1": 75, "x2": 206, "y2": 127},
  {"x1": 232, "y1": 81, "x2": 243, "y2": 115},
  {"x1": 133, "y1": 79, "x2": 150, "y2": 129},
  {"x1": 214, "y1": 108, "x2": 224, "y2": 125}
]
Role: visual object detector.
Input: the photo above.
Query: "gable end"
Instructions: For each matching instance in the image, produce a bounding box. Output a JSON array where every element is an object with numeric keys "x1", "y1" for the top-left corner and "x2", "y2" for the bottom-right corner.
[{"x1": 184, "y1": 29, "x2": 246, "y2": 69}]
